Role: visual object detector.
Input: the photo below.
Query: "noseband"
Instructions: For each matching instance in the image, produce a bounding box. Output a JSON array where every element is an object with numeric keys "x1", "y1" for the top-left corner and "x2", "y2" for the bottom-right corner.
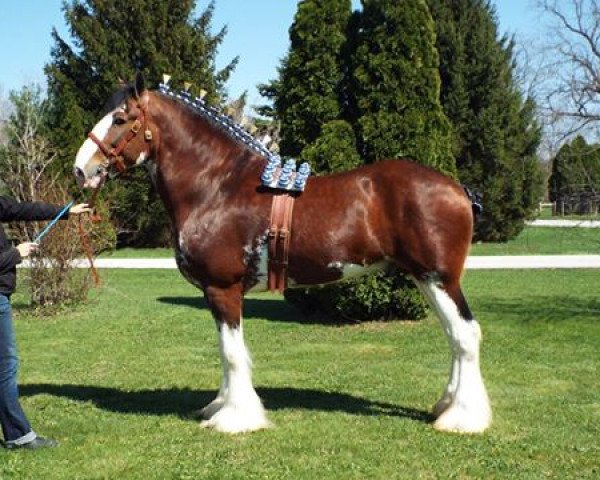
[{"x1": 87, "y1": 102, "x2": 152, "y2": 174}]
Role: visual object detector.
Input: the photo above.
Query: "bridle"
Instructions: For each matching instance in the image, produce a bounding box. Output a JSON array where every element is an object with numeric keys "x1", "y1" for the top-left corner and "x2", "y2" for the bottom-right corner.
[
  {"x1": 79, "y1": 95, "x2": 153, "y2": 287},
  {"x1": 87, "y1": 100, "x2": 153, "y2": 174}
]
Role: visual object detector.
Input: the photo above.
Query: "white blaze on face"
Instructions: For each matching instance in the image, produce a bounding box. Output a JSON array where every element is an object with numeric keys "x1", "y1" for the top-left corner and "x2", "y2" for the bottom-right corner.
[{"x1": 74, "y1": 105, "x2": 125, "y2": 178}]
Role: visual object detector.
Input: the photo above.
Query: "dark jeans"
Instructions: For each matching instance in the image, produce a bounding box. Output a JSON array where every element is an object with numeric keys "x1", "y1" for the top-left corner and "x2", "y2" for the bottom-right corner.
[{"x1": 0, "y1": 294, "x2": 32, "y2": 443}]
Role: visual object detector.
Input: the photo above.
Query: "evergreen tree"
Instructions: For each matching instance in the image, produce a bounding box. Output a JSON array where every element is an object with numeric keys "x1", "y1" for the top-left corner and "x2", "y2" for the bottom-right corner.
[
  {"x1": 272, "y1": 0, "x2": 443, "y2": 321},
  {"x1": 45, "y1": 0, "x2": 237, "y2": 246},
  {"x1": 549, "y1": 136, "x2": 600, "y2": 203},
  {"x1": 349, "y1": 0, "x2": 455, "y2": 176},
  {"x1": 268, "y1": 0, "x2": 353, "y2": 162},
  {"x1": 301, "y1": 120, "x2": 361, "y2": 174},
  {"x1": 428, "y1": 0, "x2": 543, "y2": 241},
  {"x1": 309, "y1": 0, "x2": 452, "y2": 321},
  {"x1": 548, "y1": 142, "x2": 573, "y2": 203}
]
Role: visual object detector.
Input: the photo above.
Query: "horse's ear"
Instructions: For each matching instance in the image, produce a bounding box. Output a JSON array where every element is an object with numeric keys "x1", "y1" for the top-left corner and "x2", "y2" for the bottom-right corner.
[{"x1": 133, "y1": 71, "x2": 145, "y2": 99}]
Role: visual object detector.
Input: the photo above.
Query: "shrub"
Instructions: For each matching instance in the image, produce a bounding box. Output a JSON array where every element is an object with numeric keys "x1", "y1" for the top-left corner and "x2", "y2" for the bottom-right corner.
[
  {"x1": 0, "y1": 84, "x2": 115, "y2": 311},
  {"x1": 285, "y1": 269, "x2": 428, "y2": 323},
  {"x1": 24, "y1": 183, "x2": 116, "y2": 309}
]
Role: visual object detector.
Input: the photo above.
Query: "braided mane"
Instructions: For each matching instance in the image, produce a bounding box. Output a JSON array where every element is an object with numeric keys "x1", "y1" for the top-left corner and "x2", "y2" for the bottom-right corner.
[
  {"x1": 157, "y1": 84, "x2": 274, "y2": 161},
  {"x1": 156, "y1": 83, "x2": 310, "y2": 191}
]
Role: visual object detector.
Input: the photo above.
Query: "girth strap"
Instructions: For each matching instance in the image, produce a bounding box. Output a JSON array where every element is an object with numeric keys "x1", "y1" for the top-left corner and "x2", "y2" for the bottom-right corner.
[{"x1": 268, "y1": 193, "x2": 295, "y2": 293}]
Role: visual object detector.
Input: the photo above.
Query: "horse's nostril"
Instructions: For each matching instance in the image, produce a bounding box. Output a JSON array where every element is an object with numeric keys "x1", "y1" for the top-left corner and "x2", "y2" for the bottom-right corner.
[{"x1": 73, "y1": 167, "x2": 86, "y2": 187}]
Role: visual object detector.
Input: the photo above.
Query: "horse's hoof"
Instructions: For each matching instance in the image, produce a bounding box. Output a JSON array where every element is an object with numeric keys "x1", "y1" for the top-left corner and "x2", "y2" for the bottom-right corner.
[
  {"x1": 432, "y1": 405, "x2": 491, "y2": 434},
  {"x1": 199, "y1": 407, "x2": 272, "y2": 434}
]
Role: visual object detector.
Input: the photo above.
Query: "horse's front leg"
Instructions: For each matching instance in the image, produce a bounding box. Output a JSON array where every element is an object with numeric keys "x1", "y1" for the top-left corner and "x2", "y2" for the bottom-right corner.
[{"x1": 200, "y1": 284, "x2": 271, "y2": 433}]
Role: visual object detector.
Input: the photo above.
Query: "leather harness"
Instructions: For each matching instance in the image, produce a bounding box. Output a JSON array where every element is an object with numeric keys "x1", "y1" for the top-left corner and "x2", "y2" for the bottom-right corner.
[
  {"x1": 268, "y1": 193, "x2": 295, "y2": 293},
  {"x1": 86, "y1": 95, "x2": 298, "y2": 293},
  {"x1": 87, "y1": 103, "x2": 152, "y2": 175}
]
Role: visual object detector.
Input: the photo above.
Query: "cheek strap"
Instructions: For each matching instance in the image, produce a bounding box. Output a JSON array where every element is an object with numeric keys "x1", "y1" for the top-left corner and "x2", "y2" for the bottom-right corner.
[{"x1": 87, "y1": 118, "x2": 143, "y2": 173}]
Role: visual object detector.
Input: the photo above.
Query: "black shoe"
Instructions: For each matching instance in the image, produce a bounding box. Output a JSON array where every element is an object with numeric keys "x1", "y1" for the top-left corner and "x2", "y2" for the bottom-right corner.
[{"x1": 5, "y1": 436, "x2": 58, "y2": 450}]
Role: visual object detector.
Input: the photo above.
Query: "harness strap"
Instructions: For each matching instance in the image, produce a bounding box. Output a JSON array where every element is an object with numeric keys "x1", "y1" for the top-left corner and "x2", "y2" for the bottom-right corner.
[
  {"x1": 268, "y1": 193, "x2": 295, "y2": 293},
  {"x1": 87, "y1": 116, "x2": 146, "y2": 174}
]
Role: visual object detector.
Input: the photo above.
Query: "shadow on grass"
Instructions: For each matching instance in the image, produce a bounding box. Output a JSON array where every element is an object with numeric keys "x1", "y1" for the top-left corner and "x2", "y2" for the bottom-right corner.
[
  {"x1": 474, "y1": 295, "x2": 600, "y2": 323},
  {"x1": 157, "y1": 296, "x2": 336, "y2": 325},
  {"x1": 20, "y1": 383, "x2": 432, "y2": 424}
]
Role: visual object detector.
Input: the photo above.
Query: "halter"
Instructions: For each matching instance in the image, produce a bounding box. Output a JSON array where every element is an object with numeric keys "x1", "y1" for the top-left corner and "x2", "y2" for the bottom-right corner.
[{"x1": 87, "y1": 101, "x2": 152, "y2": 174}]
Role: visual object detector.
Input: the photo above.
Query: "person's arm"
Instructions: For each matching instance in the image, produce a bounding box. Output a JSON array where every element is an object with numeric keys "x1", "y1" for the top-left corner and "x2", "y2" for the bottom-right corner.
[
  {"x1": 0, "y1": 247, "x2": 24, "y2": 273},
  {"x1": 0, "y1": 243, "x2": 39, "y2": 274},
  {"x1": 0, "y1": 196, "x2": 67, "y2": 222},
  {"x1": 0, "y1": 197, "x2": 91, "y2": 222}
]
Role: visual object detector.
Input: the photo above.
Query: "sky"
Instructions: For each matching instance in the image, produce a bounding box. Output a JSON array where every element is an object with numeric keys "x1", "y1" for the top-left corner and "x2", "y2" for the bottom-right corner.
[{"x1": 0, "y1": 1, "x2": 541, "y2": 108}]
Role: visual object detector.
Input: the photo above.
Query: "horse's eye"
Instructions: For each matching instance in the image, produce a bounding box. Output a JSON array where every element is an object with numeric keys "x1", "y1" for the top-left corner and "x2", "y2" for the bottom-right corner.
[{"x1": 113, "y1": 117, "x2": 126, "y2": 126}]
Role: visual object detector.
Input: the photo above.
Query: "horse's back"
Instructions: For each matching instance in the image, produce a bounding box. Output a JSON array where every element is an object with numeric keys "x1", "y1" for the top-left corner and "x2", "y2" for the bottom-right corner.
[
  {"x1": 302, "y1": 158, "x2": 459, "y2": 192},
  {"x1": 296, "y1": 158, "x2": 471, "y2": 228},
  {"x1": 289, "y1": 159, "x2": 473, "y2": 282}
]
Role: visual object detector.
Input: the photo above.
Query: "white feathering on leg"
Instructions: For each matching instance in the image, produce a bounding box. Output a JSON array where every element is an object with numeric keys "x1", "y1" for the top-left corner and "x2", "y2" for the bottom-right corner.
[
  {"x1": 200, "y1": 322, "x2": 271, "y2": 433},
  {"x1": 417, "y1": 278, "x2": 492, "y2": 433}
]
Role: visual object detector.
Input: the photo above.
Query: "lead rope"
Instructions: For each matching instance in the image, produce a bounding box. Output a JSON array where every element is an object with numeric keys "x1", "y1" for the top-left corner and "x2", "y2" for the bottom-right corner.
[{"x1": 77, "y1": 187, "x2": 101, "y2": 287}]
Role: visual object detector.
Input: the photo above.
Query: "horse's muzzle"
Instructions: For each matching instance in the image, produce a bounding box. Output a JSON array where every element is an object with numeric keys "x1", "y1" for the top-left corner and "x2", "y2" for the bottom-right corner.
[{"x1": 74, "y1": 167, "x2": 106, "y2": 190}]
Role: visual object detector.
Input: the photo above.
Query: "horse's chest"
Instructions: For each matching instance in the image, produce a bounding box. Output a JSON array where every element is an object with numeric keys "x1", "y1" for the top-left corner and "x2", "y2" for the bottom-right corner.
[
  {"x1": 174, "y1": 246, "x2": 203, "y2": 289},
  {"x1": 174, "y1": 230, "x2": 208, "y2": 288},
  {"x1": 176, "y1": 228, "x2": 271, "y2": 292}
]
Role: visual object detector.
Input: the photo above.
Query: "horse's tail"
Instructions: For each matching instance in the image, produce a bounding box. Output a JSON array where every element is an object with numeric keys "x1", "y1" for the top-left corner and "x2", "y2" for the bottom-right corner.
[{"x1": 462, "y1": 185, "x2": 483, "y2": 219}]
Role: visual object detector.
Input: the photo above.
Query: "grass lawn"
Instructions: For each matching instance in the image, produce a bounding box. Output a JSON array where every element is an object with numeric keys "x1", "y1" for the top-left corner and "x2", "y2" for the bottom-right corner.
[
  {"x1": 102, "y1": 226, "x2": 600, "y2": 258},
  {"x1": 99, "y1": 247, "x2": 173, "y2": 258},
  {"x1": 1, "y1": 269, "x2": 598, "y2": 479},
  {"x1": 469, "y1": 226, "x2": 600, "y2": 255}
]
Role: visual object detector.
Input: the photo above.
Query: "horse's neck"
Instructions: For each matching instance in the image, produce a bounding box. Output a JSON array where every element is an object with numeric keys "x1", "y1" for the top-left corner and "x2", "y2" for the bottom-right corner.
[{"x1": 149, "y1": 97, "x2": 262, "y2": 228}]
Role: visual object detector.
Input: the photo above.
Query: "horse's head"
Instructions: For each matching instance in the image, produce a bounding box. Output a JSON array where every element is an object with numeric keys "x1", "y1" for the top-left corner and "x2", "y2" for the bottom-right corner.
[{"x1": 74, "y1": 72, "x2": 154, "y2": 190}]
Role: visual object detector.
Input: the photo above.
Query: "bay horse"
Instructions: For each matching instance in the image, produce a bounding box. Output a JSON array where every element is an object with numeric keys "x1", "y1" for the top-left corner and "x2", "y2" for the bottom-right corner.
[{"x1": 73, "y1": 73, "x2": 491, "y2": 434}]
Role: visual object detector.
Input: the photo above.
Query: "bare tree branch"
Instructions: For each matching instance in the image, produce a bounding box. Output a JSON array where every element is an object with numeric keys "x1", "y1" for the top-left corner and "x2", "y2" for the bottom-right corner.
[{"x1": 536, "y1": 0, "x2": 600, "y2": 139}]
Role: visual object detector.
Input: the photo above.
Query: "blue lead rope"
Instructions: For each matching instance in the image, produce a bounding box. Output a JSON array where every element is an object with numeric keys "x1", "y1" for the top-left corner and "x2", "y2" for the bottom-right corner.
[{"x1": 34, "y1": 201, "x2": 74, "y2": 244}]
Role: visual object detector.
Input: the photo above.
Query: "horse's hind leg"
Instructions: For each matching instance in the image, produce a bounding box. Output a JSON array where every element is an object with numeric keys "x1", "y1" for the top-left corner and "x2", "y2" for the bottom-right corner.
[
  {"x1": 200, "y1": 284, "x2": 271, "y2": 433},
  {"x1": 414, "y1": 280, "x2": 458, "y2": 417},
  {"x1": 414, "y1": 275, "x2": 491, "y2": 433}
]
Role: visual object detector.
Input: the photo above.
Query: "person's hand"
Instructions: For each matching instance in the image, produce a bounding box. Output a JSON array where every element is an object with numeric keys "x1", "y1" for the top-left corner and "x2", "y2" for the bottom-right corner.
[
  {"x1": 16, "y1": 242, "x2": 39, "y2": 258},
  {"x1": 69, "y1": 203, "x2": 93, "y2": 215}
]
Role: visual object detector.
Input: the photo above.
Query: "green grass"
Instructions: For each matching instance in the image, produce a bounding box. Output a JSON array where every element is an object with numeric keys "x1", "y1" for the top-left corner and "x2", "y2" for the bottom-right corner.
[
  {"x1": 99, "y1": 247, "x2": 172, "y2": 258},
  {"x1": 470, "y1": 226, "x2": 600, "y2": 255},
  {"x1": 2, "y1": 269, "x2": 599, "y2": 479},
  {"x1": 102, "y1": 226, "x2": 600, "y2": 258}
]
